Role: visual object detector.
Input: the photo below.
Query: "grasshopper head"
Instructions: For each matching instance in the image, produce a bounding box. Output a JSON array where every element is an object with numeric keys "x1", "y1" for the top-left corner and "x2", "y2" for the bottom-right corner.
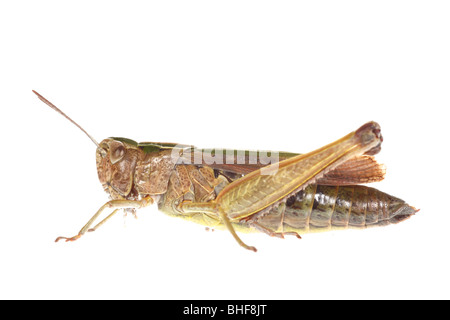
[
  {"x1": 96, "y1": 138, "x2": 141, "y2": 199},
  {"x1": 32, "y1": 91, "x2": 143, "y2": 200}
]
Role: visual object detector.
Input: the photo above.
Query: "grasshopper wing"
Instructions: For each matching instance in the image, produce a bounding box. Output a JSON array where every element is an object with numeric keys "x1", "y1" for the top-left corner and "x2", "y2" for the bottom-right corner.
[
  {"x1": 202, "y1": 154, "x2": 386, "y2": 186},
  {"x1": 316, "y1": 155, "x2": 385, "y2": 185}
]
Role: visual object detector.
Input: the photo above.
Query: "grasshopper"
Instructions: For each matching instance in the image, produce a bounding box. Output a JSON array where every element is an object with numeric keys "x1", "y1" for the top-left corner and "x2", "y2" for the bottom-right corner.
[{"x1": 34, "y1": 90, "x2": 417, "y2": 252}]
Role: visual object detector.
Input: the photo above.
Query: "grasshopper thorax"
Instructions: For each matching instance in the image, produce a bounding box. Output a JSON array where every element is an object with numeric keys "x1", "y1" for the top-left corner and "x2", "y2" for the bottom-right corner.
[{"x1": 96, "y1": 138, "x2": 142, "y2": 200}]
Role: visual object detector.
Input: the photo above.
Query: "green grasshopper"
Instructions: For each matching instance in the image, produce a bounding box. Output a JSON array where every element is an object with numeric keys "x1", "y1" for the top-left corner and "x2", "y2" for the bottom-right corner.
[{"x1": 34, "y1": 90, "x2": 417, "y2": 252}]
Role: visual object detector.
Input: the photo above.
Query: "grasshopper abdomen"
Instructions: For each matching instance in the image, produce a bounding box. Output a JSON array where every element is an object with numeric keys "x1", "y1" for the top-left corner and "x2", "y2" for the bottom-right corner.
[{"x1": 250, "y1": 184, "x2": 417, "y2": 236}]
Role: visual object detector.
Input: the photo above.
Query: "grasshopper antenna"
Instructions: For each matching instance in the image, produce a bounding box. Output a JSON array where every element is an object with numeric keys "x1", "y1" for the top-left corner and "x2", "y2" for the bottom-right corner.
[{"x1": 32, "y1": 90, "x2": 101, "y2": 148}]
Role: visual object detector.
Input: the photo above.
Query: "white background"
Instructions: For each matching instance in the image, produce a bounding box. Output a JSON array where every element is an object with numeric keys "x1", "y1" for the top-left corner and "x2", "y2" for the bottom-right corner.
[{"x1": 1, "y1": 1, "x2": 449, "y2": 300}]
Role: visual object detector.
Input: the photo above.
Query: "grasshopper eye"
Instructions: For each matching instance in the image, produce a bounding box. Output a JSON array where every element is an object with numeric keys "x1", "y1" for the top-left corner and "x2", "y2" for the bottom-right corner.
[{"x1": 110, "y1": 141, "x2": 126, "y2": 164}]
